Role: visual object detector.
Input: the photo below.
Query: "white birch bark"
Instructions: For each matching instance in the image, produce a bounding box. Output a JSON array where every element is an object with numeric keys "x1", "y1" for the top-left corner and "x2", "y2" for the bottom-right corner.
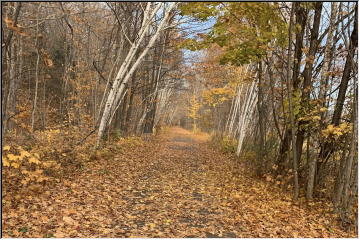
[
  {"x1": 167, "y1": 105, "x2": 178, "y2": 124},
  {"x1": 154, "y1": 87, "x2": 173, "y2": 128},
  {"x1": 96, "y1": 3, "x2": 176, "y2": 145},
  {"x1": 149, "y1": 32, "x2": 169, "y2": 130},
  {"x1": 228, "y1": 85, "x2": 242, "y2": 138},
  {"x1": 97, "y1": 34, "x2": 125, "y2": 122},
  {"x1": 225, "y1": 94, "x2": 236, "y2": 133},
  {"x1": 136, "y1": 107, "x2": 148, "y2": 134},
  {"x1": 236, "y1": 76, "x2": 258, "y2": 156}
]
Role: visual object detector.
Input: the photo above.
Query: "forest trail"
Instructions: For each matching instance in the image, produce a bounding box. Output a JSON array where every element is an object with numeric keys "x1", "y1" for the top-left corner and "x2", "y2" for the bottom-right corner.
[{"x1": 2, "y1": 127, "x2": 355, "y2": 238}]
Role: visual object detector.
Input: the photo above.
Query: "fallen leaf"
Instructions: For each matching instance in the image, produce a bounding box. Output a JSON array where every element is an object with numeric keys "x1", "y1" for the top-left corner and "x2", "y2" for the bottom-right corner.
[{"x1": 63, "y1": 216, "x2": 76, "y2": 225}]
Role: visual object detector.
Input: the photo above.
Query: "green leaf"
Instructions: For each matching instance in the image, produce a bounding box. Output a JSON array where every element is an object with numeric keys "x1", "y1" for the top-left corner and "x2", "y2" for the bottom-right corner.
[{"x1": 18, "y1": 227, "x2": 28, "y2": 233}]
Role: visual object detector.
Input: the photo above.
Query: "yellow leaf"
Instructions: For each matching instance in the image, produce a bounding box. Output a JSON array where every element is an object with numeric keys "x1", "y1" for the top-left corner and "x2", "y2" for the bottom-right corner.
[
  {"x1": 7, "y1": 153, "x2": 18, "y2": 161},
  {"x1": 36, "y1": 176, "x2": 48, "y2": 182},
  {"x1": 148, "y1": 223, "x2": 156, "y2": 229},
  {"x1": 21, "y1": 178, "x2": 30, "y2": 185},
  {"x1": 334, "y1": 131, "x2": 343, "y2": 136},
  {"x1": 54, "y1": 231, "x2": 66, "y2": 238},
  {"x1": 11, "y1": 162, "x2": 20, "y2": 168},
  {"x1": 20, "y1": 150, "x2": 31, "y2": 158},
  {"x1": 42, "y1": 161, "x2": 53, "y2": 167},
  {"x1": 35, "y1": 169, "x2": 43, "y2": 175},
  {"x1": 28, "y1": 157, "x2": 41, "y2": 164},
  {"x1": 3, "y1": 145, "x2": 11, "y2": 151},
  {"x1": 2, "y1": 157, "x2": 10, "y2": 167},
  {"x1": 125, "y1": 214, "x2": 136, "y2": 219},
  {"x1": 233, "y1": 192, "x2": 241, "y2": 198}
]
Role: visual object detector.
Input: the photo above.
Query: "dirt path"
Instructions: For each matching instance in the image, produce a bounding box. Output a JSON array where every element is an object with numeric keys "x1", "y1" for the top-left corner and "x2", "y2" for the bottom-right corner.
[{"x1": 2, "y1": 127, "x2": 356, "y2": 237}]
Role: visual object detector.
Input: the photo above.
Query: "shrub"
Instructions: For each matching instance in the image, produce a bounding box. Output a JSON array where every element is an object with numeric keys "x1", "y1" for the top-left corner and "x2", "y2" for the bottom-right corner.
[
  {"x1": 211, "y1": 134, "x2": 237, "y2": 154},
  {"x1": 2, "y1": 145, "x2": 60, "y2": 185}
]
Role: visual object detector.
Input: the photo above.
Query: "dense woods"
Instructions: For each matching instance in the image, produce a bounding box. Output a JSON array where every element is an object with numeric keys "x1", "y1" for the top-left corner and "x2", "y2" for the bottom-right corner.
[
  {"x1": 181, "y1": 1, "x2": 358, "y2": 226},
  {"x1": 2, "y1": 2, "x2": 358, "y2": 237}
]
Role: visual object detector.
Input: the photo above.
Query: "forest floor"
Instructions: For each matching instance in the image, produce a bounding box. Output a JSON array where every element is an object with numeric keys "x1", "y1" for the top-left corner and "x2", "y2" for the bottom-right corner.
[{"x1": 2, "y1": 127, "x2": 357, "y2": 238}]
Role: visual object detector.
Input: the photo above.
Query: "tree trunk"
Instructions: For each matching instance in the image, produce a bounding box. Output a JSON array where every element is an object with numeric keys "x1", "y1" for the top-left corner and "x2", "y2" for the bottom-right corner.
[
  {"x1": 285, "y1": 4, "x2": 299, "y2": 200},
  {"x1": 307, "y1": 3, "x2": 338, "y2": 200},
  {"x1": 31, "y1": 4, "x2": 42, "y2": 132},
  {"x1": 317, "y1": 6, "x2": 357, "y2": 181},
  {"x1": 295, "y1": 2, "x2": 322, "y2": 166},
  {"x1": 319, "y1": 2, "x2": 338, "y2": 122},
  {"x1": 277, "y1": 2, "x2": 307, "y2": 173},
  {"x1": 5, "y1": 37, "x2": 17, "y2": 132},
  {"x1": 96, "y1": 3, "x2": 176, "y2": 146},
  {"x1": 256, "y1": 61, "x2": 265, "y2": 175},
  {"x1": 124, "y1": 73, "x2": 137, "y2": 134}
]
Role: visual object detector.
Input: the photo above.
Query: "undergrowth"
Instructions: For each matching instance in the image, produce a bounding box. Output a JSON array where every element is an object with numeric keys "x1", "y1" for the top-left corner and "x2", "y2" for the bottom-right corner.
[
  {"x1": 210, "y1": 134, "x2": 238, "y2": 154},
  {"x1": 2, "y1": 126, "x2": 145, "y2": 207}
]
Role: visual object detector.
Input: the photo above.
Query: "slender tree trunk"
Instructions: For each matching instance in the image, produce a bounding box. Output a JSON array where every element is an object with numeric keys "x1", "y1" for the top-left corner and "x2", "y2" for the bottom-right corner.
[
  {"x1": 96, "y1": 3, "x2": 176, "y2": 146},
  {"x1": 236, "y1": 77, "x2": 257, "y2": 156},
  {"x1": 277, "y1": 2, "x2": 307, "y2": 172},
  {"x1": 333, "y1": 148, "x2": 348, "y2": 206},
  {"x1": 3, "y1": 3, "x2": 22, "y2": 135},
  {"x1": 31, "y1": 4, "x2": 42, "y2": 132},
  {"x1": 317, "y1": 7, "x2": 357, "y2": 182},
  {"x1": 306, "y1": 4, "x2": 338, "y2": 200},
  {"x1": 256, "y1": 61, "x2": 265, "y2": 175},
  {"x1": 319, "y1": 2, "x2": 338, "y2": 121},
  {"x1": 295, "y1": 2, "x2": 322, "y2": 164},
  {"x1": 266, "y1": 62, "x2": 283, "y2": 142},
  {"x1": 5, "y1": 37, "x2": 17, "y2": 132},
  {"x1": 124, "y1": 73, "x2": 137, "y2": 134},
  {"x1": 286, "y1": 4, "x2": 299, "y2": 200},
  {"x1": 293, "y1": 2, "x2": 322, "y2": 199}
]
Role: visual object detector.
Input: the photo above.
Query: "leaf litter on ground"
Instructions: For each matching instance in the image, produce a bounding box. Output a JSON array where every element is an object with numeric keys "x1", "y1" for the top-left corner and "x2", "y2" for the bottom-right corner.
[{"x1": 2, "y1": 127, "x2": 357, "y2": 238}]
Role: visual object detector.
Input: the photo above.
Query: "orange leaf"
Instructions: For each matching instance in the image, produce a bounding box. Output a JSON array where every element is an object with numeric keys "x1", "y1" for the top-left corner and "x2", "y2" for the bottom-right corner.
[{"x1": 63, "y1": 216, "x2": 76, "y2": 225}]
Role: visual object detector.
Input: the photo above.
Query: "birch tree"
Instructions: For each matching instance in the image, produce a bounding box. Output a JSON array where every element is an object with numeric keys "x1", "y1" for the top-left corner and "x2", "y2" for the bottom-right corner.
[
  {"x1": 236, "y1": 78, "x2": 258, "y2": 156},
  {"x1": 96, "y1": 2, "x2": 177, "y2": 146}
]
